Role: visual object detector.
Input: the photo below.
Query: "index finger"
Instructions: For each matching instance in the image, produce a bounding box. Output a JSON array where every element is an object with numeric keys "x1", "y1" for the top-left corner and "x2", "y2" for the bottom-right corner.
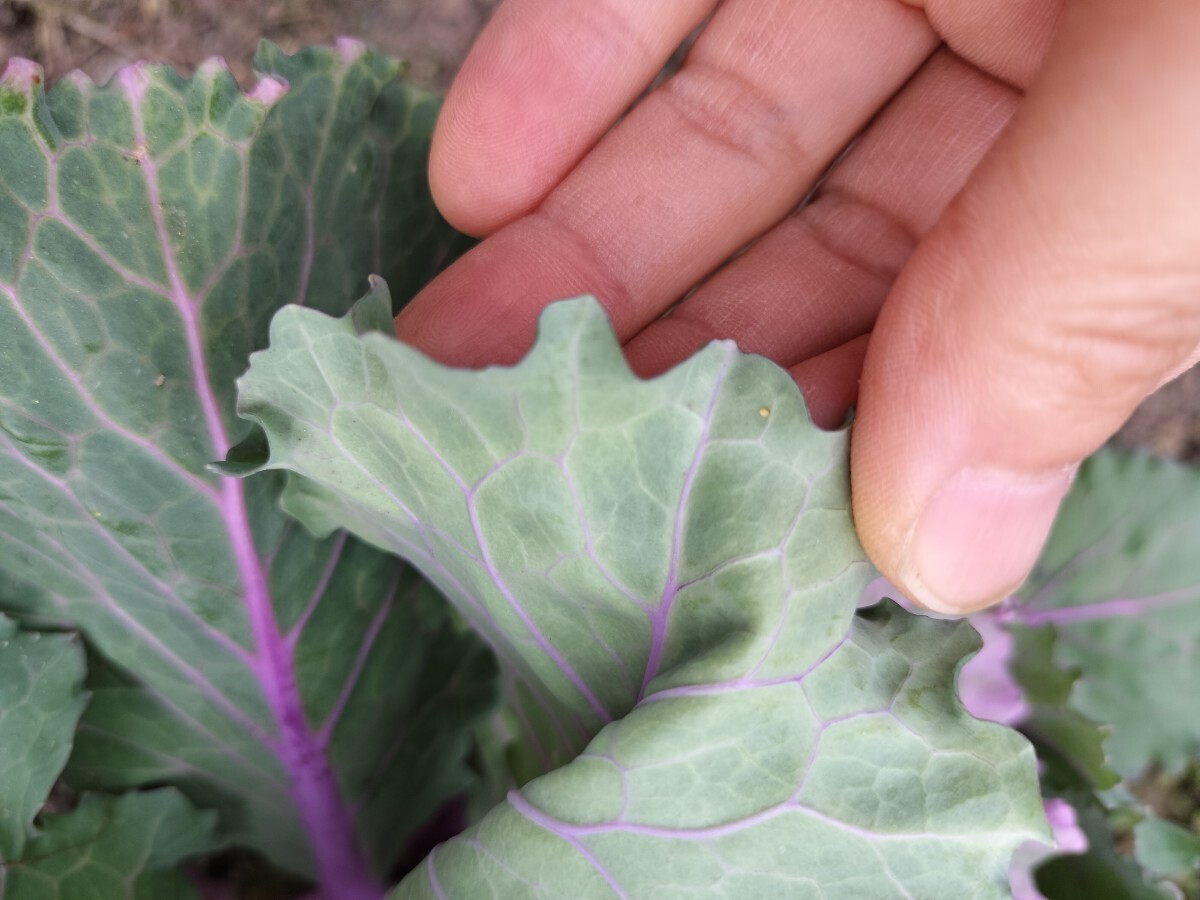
[{"x1": 432, "y1": 0, "x2": 719, "y2": 236}]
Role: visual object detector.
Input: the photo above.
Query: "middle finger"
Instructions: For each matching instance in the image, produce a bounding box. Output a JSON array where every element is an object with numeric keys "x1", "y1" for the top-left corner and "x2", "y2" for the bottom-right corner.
[{"x1": 399, "y1": 0, "x2": 937, "y2": 366}]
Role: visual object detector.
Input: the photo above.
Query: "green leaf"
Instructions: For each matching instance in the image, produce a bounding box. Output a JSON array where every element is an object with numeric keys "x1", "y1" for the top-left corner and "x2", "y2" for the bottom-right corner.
[
  {"x1": 1010, "y1": 626, "x2": 1119, "y2": 792},
  {"x1": 1135, "y1": 815, "x2": 1200, "y2": 887},
  {"x1": 1013, "y1": 451, "x2": 1200, "y2": 776},
  {"x1": 0, "y1": 44, "x2": 488, "y2": 890},
  {"x1": 1, "y1": 790, "x2": 220, "y2": 899},
  {"x1": 0, "y1": 617, "x2": 87, "y2": 866},
  {"x1": 400, "y1": 603, "x2": 1049, "y2": 900},
  {"x1": 236, "y1": 293, "x2": 1050, "y2": 897},
  {"x1": 1033, "y1": 791, "x2": 1177, "y2": 900},
  {"x1": 64, "y1": 566, "x2": 499, "y2": 884}
]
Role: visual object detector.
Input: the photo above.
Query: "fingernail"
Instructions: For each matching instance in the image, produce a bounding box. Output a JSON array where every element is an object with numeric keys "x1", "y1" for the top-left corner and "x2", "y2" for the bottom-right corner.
[{"x1": 900, "y1": 466, "x2": 1077, "y2": 614}]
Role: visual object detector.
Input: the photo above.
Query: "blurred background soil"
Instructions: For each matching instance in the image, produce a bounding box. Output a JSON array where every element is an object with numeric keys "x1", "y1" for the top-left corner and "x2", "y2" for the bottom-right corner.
[
  {"x1": 2, "y1": 0, "x2": 1197, "y2": 462},
  {"x1": 0, "y1": 0, "x2": 501, "y2": 92}
]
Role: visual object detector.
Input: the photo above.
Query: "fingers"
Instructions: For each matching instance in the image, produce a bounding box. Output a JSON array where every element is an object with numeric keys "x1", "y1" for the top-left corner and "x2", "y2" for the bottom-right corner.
[
  {"x1": 913, "y1": 0, "x2": 1062, "y2": 87},
  {"x1": 430, "y1": 0, "x2": 719, "y2": 236},
  {"x1": 853, "y1": 0, "x2": 1200, "y2": 615},
  {"x1": 789, "y1": 335, "x2": 871, "y2": 430},
  {"x1": 622, "y1": 51, "x2": 1020, "y2": 386},
  {"x1": 400, "y1": 0, "x2": 937, "y2": 367}
]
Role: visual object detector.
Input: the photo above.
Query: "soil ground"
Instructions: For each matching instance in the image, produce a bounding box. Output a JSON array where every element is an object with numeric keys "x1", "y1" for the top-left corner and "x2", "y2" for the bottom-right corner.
[
  {"x1": 0, "y1": 0, "x2": 500, "y2": 92},
  {"x1": 2, "y1": 0, "x2": 1197, "y2": 460}
]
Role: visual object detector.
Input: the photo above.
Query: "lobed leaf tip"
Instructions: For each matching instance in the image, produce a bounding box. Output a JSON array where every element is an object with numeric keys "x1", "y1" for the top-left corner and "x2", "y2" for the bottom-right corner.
[
  {"x1": 63, "y1": 69, "x2": 93, "y2": 89},
  {"x1": 530, "y1": 295, "x2": 622, "y2": 352},
  {"x1": 115, "y1": 62, "x2": 153, "y2": 100},
  {"x1": 251, "y1": 38, "x2": 284, "y2": 69},
  {"x1": 212, "y1": 426, "x2": 272, "y2": 478},
  {"x1": 538, "y1": 293, "x2": 604, "y2": 321},
  {"x1": 196, "y1": 56, "x2": 230, "y2": 78},
  {"x1": 249, "y1": 75, "x2": 289, "y2": 106},
  {"x1": 111, "y1": 54, "x2": 292, "y2": 118},
  {"x1": 335, "y1": 36, "x2": 369, "y2": 64},
  {"x1": 1, "y1": 57, "x2": 43, "y2": 91},
  {"x1": 344, "y1": 275, "x2": 394, "y2": 335},
  {"x1": 252, "y1": 38, "x2": 403, "y2": 88}
]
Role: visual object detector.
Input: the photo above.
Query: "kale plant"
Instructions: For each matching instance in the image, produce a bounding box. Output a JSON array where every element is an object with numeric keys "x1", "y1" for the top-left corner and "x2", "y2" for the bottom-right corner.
[{"x1": 0, "y1": 42, "x2": 1195, "y2": 900}]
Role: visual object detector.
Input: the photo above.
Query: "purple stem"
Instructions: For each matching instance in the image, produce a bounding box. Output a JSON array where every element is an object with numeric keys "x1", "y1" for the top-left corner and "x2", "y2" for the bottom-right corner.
[
  {"x1": 120, "y1": 67, "x2": 379, "y2": 898},
  {"x1": 465, "y1": 483, "x2": 613, "y2": 723},
  {"x1": 0, "y1": 525, "x2": 278, "y2": 767},
  {"x1": 0, "y1": 278, "x2": 218, "y2": 502},
  {"x1": 427, "y1": 849, "x2": 449, "y2": 900},
  {"x1": 639, "y1": 346, "x2": 734, "y2": 699},
  {"x1": 507, "y1": 792, "x2": 630, "y2": 899},
  {"x1": 1016, "y1": 587, "x2": 1197, "y2": 627},
  {"x1": 642, "y1": 631, "x2": 853, "y2": 704},
  {"x1": 0, "y1": 423, "x2": 259, "y2": 675},
  {"x1": 374, "y1": 399, "x2": 612, "y2": 725}
]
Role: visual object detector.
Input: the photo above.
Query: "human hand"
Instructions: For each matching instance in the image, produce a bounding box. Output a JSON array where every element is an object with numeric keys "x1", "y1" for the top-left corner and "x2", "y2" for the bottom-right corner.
[{"x1": 396, "y1": 0, "x2": 1200, "y2": 615}]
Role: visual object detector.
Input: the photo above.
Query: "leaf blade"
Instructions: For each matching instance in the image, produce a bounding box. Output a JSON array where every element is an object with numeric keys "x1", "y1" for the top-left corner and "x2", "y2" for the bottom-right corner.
[
  {"x1": 0, "y1": 46, "x2": 489, "y2": 890},
  {"x1": 2, "y1": 790, "x2": 220, "y2": 900},
  {"x1": 1013, "y1": 450, "x2": 1200, "y2": 776},
  {"x1": 237, "y1": 293, "x2": 1050, "y2": 897},
  {"x1": 0, "y1": 617, "x2": 87, "y2": 869}
]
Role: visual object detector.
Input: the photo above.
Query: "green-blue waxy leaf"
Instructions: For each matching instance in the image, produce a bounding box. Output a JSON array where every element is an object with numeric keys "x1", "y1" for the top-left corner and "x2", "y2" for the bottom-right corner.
[
  {"x1": 1134, "y1": 814, "x2": 1200, "y2": 885},
  {"x1": 1030, "y1": 789, "x2": 1179, "y2": 900},
  {"x1": 0, "y1": 616, "x2": 86, "y2": 871},
  {"x1": 235, "y1": 289, "x2": 1051, "y2": 897},
  {"x1": 1009, "y1": 625, "x2": 1119, "y2": 792},
  {"x1": 0, "y1": 43, "x2": 488, "y2": 893},
  {"x1": 1012, "y1": 450, "x2": 1200, "y2": 776},
  {"x1": 1, "y1": 790, "x2": 220, "y2": 899}
]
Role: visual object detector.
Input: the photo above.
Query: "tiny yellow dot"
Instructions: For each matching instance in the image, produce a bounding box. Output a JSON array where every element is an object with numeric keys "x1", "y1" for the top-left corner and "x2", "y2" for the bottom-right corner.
[{"x1": 758, "y1": 407, "x2": 770, "y2": 418}]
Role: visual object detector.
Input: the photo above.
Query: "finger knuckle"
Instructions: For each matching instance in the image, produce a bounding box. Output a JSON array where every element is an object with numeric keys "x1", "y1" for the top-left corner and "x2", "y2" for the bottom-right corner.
[{"x1": 655, "y1": 63, "x2": 806, "y2": 170}]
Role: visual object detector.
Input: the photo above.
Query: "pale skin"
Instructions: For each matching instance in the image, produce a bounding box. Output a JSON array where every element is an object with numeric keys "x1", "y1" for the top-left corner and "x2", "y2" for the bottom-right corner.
[{"x1": 396, "y1": 0, "x2": 1200, "y2": 615}]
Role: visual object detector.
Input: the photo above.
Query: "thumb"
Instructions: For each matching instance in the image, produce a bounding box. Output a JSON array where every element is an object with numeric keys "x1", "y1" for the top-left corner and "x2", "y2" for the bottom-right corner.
[{"x1": 852, "y1": 0, "x2": 1200, "y2": 615}]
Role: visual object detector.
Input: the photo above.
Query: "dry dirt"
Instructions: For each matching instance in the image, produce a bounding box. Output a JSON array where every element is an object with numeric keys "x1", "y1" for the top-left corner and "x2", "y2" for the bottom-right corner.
[{"x1": 2, "y1": 0, "x2": 1196, "y2": 461}]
